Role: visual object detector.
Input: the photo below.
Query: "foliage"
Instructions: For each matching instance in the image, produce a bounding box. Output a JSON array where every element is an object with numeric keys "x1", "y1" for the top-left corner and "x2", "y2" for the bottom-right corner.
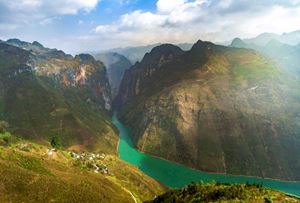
[
  {"x1": 148, "y1": 182, "x2": 299, "y2": 203},
  {"x1": 51, "y1": 136, "x2": 62, "y2": 149},
  {"x1": 0, "y1": 131, "x2": 12, "y2": 144}
]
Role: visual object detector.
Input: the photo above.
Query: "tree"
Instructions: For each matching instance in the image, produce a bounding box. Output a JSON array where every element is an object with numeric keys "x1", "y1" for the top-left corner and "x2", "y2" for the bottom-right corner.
[
  {"x1": 51, "y1": 136, "x2": 62, "y2": 149},
  {"x1": 0, "y1": 121, "x2": 9, "y2": 133}
]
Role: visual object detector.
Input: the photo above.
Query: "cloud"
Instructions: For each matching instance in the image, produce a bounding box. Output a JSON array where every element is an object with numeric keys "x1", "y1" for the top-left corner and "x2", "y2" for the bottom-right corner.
[
  {"x1": 0, "y1": 0, "x2": 100, "y2": 27},
  {"x1": 88, "y1": 0, "x2": 300, "y2": 50}
]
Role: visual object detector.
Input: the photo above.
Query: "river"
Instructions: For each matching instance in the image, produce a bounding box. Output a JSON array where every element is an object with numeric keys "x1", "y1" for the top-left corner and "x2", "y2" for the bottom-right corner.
[{"x1": 112, "y1": 113, "x2": 300, "y2": 196}]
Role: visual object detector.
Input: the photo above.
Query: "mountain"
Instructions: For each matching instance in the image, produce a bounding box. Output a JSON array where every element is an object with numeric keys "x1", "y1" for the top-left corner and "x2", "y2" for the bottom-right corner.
[
  {"x1": 103, "y1": 43, "x2": 193, "y2": 64},
  {"x1": 114, "y1": 40, "x2": 300, "y2": 181},
  {"x1": 147, "y1": 182, "x2": 299, "y2": 203},
  {"x1": 0, "y1": 39, "x2": 168, "y2": 202},
  {"x1": 0, "y1": 40, "x2": 116, "y2": 153},
  {"x1": 231, "y1": 38, "x2": 300, "y2": 77},
  {"x1": 243, "y1": 30, "x2": 300, "y2": 46},
  {"x1": 94, "y1": 52, "x2": 132, "y2": 99}
]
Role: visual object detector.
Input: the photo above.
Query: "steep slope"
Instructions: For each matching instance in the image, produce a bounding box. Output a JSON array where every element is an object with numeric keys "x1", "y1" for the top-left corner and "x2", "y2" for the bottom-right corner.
[
  {"x1": 148, "y1": 182, "x2": 299, "y2": 203},
  {"x1": 0, "y1": 140, "x2": 165, "y2": 202},
  {"x1": 231, "y1": 38, "x2": 300, "y2": 77},
  {"x1": 115, "y1": 41, "x2": 300, "y2": 181},
  {"x1": 0, "y1": 42, "x2": 117, "y2": 153},
  {"x1": 94, "y1": 52, "x2": 132, "y2": 98}
]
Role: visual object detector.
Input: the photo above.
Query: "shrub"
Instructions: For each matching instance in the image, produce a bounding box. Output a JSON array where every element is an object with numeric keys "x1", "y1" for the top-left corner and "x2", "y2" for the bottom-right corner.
[
  {"x1": 0, "y1": 121, "x2": 9, "y2": 133},
  {"x1": 51, "y1": 136, "x2": 62, "y2": 149},
  {"x1": 0, "y1": 132, "x2": 12, "y2": 144},
  {"x1": 264, "y1": 197, "x2": 273, "y2": 203}
]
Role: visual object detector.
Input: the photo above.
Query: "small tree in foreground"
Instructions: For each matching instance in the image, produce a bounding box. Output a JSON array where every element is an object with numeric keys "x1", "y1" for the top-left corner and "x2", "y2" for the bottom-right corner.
[{"x1": 51, "y1": 136, "x2": 62, "y2": 149}]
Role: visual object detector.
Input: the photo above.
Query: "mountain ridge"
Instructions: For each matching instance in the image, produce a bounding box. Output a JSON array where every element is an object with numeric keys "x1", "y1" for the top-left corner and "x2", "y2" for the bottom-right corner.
[{"x1": 115, "y1": 40, "x2": 300, "y2": 181}]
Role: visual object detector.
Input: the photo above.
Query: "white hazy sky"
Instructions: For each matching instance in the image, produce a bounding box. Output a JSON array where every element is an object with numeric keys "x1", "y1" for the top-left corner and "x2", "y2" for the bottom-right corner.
[{"x1": 1, "y1": 0, "x2": 300, "y2": 53}]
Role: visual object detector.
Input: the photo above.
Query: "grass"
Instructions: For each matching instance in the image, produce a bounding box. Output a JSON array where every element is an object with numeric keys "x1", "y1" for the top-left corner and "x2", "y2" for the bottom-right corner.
[{"x1": 0, "y1": 140, "x2": 166, "y2": 203}]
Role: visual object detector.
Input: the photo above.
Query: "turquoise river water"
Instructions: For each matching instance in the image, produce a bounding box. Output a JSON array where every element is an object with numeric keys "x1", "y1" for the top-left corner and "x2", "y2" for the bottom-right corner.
[{"x1": 112, "y1": 113, "x2": 300, "y2": 196}]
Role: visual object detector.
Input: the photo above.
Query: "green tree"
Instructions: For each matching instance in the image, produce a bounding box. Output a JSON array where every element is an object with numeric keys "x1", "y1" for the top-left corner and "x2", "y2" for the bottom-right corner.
[{"x1": 51, "y1": 136, "x2": 62, "y2": 149}]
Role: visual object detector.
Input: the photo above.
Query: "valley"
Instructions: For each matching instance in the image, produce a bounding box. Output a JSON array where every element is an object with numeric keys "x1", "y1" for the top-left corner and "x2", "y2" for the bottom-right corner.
[
  {"x1": 113, "y1": 112, "x2": 300, "y2": 197},
  {"x1": 0, "y1": 37, "x2": 300, "y2": 202},
  {"x1": 114, "y1": 41, "x2": 300, "y2": 182}
]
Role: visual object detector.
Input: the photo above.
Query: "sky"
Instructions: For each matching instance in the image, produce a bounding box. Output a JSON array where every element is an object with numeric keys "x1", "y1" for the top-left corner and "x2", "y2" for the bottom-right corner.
[{"x1": 1, "y1": 0, "x2": 300, "y2": 54}]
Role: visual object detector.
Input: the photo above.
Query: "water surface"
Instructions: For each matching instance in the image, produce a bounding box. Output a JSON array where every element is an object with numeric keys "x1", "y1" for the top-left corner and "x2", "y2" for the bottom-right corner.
[{"x1": 112, "y1": 113, "x2": 300, "y2": 196}]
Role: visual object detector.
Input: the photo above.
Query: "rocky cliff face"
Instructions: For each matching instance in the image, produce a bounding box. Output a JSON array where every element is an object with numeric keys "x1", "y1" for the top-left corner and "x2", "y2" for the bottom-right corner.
[
  {"x1": 0, "y1": 41, "x2": 116, "y2": 153},
  {"x1": 94, "y1": 52, "x2": 132, "y2": 99},
  {"x1": 34, "y1": 53, "x2": 112, "y2": 110},
  {"x1": 115, "y1": 41, "x2": 300, "y2": 180}
]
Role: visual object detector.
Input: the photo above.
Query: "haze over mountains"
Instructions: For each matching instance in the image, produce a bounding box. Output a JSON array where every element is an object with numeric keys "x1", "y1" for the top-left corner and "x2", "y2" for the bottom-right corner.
[{"x1": 1, "y1": 29, "x2": 300, "y2": 201}]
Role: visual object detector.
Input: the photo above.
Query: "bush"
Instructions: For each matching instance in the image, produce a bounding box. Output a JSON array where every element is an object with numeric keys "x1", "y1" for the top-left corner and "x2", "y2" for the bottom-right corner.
[
  {"x1": 264, "y1": 197, "x2": 273, "y2": 203},
  {"x1": 0, "y1": 121, "x2": 9, "y2": 133},
  {"x1": 0, "y1": 132, "x2": 12, "y2": 145},
  {"x1": 51, "y1": 136, "x2": 62, "y2": 149}
]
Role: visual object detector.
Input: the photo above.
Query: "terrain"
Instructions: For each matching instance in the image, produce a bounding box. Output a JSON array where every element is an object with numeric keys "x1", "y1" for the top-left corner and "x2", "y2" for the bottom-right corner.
[
  {"x1": 0, "y1": 138, "x2": 165, "y2": 202},
  {"x1": 0, "y1": 40, "x2": 116, "y2": 153},
  {"x1": 148, "y1": 182, "x2": 300, "y2": 203},
  {"x1": 94, "y1": 52, "x2": 132, "y2": 99},
  {"x1": 231, "y1": 37, "x2": 300, "y2": 77},
  {"x1": 115, "y1": 41, "x2": 300, "y2": 181},
  {"x1": 1, "y1": 37, "x2": 300, "y2": 202}
]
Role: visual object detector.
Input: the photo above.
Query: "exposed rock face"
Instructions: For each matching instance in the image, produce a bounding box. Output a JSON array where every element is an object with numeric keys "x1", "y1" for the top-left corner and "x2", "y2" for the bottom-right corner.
[
  {"x1": 94, "y1": 52, "x2": 132, "y2": 99},
  {"x1": 0, "y1": 41, "x2": 116, "y2": 153},
  {"x1": 115, "y1": 41, "x2": 300, "y2": 181},
  {"x1": 34, "y1": 53, "x2": 112, "y2": 110}
]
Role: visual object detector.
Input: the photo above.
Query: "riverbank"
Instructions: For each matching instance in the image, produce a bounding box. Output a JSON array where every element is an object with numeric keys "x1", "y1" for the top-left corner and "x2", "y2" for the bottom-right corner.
[{"x1": 112, "y1": 112, "x2": 300, "y2": 197}]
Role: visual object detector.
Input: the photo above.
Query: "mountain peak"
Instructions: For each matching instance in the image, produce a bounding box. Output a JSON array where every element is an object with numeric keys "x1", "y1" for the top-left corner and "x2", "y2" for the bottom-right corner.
[
  {"x1": 190, "y1": 40, "x2": 216, "y2": 54},
  {"x1": 230, "y1": 37, "x2": 247, "y2": 47},
  {"x1": 32, "y1": 41, "x2": 44, "y2": 48},
  {"x1": 141, "y1": 44, "x2": 184, "y2": 65},
  {"x1": 6, "y1": 38, "x2": 28, "y2": 47},
  {"x1": 145, "y1": 44, "x2": 184, "y2": 59}
]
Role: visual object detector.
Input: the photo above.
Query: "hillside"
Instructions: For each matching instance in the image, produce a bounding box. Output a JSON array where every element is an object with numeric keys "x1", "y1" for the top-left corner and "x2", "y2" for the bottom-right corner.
[
  {"x1": 231, "y1": 38, "x2": 300, "y2": 77},
  {"x1": 0, "y1": 41, "x2": 117, "y2": 154},
  {"x1": 115, "y1": 40, "x2": 300, "y2": 181},
  {"x1": 94, "y1": 52, "x2": 132, "y2": 99},
  {"x1": 0, "y1": 139, "x2": 165, "y2": 202},
  {"x1": 147, "y1": 182, "x2": 300, "y2": 203}
]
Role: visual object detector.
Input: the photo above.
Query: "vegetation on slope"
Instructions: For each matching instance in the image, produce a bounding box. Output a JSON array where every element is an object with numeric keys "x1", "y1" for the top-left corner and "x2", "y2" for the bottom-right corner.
[
  {"x1": 0, "y1": 42, "x2": 117, "y2": 154},
  {"x1": 148, "y1": 182, "x2": 300, "y2": 203},
  {"x1": 0, "y1": 138, "x2": 165, "y2": 203}
]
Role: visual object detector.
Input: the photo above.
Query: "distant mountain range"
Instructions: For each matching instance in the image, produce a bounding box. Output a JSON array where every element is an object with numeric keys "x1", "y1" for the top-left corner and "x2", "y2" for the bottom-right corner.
[
  {"x1": 98, "y1": 43, "x2": 193, "y2": 64},
  {"x1": 231, "y1": 36, "x2": 300, "y2": 77},
  {"x1": 240, "y1": 30, "x2": 300, "y2": 46},
  {"x1": 93, "y1": 52, "x2": 132, "y2": 99}
]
